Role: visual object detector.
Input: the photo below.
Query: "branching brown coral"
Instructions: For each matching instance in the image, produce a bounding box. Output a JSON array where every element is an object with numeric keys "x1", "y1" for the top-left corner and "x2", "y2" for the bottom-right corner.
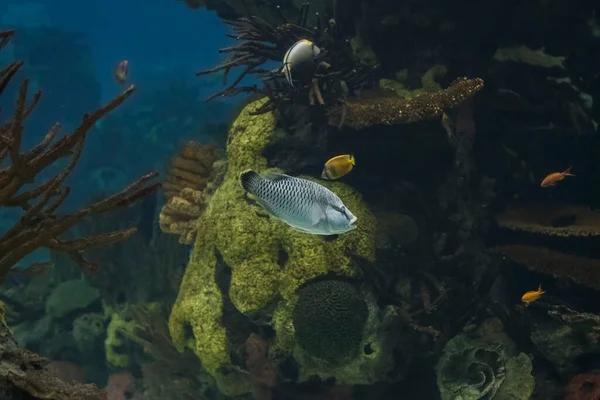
[
  {"x1": 196, "y1": 4, "x2": 376, "y2": 115},
  {"x1": 328, "y1": 77, "x2": 484, "y2": 129},
  {"x1": 492, "y1": 245, "x2": 600, "y2": 290},
  {"x1": 0, "y1": 30, "x2": 160, "y2": 278},
  {"x1": 0, "y1": 29, "x2": 160, "y2": 400},
  {"x1": 496, "y1": 203, "x2": 600, "y2": 237}
]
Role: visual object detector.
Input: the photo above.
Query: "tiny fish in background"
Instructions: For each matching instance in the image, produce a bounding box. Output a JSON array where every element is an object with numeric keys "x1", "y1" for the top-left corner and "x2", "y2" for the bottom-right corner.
[
  {"x1": 540, "y1": 167, "x2": 575, "y2": 187},
  {"x1": 281, "y1": 39, "x2": 321, "y2": 87},
  {"x1": 239, "y1": 169, "x2": 357, "y2": 235},
  {"x1": 321, "y1": 154, "x2": 355, "y2": 180},
  {"x1": 521, "y1": 284, "x2": 545, "y2": 306},
  {"x1": 114, "y1": 60, "x2": 129, "y2": 84}
]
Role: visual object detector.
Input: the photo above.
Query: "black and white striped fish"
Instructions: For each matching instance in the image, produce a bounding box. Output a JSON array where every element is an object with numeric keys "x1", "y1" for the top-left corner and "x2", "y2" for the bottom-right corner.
[
  {"x1": 281, "y1": 39, "x2": 321, "y2": 88},
  {"x1": 240, "y1": 169, "x2": 357, "y2": 235}
]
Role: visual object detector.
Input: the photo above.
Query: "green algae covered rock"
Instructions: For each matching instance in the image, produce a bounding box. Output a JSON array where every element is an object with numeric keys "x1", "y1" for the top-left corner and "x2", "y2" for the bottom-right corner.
[
  {"x1": 169, "y1": 98, "x2": 376, "y2": 396},
  {"x1": 46, "y1": 280, "x2": 100, "y2": 318},
  {"x1": 105, "y1": 312, "x2": 135, "y2": 368}
]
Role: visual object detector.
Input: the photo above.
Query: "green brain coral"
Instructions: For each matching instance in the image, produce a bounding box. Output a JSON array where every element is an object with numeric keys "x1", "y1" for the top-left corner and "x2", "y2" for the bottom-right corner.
[
  {"x1": 293, "y1": 280, "x2": 368, "y2": 364},
  {"x1": 169, "y1": 98, "x2": 376, "y2": 395}
]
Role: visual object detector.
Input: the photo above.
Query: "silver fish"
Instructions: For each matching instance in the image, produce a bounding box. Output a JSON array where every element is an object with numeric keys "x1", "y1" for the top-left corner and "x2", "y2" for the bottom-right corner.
[
  {"x1": 281, "y1": 39, "x2": 321, "y2": 88},
  {"x1": 239, "y1": 169, "x2": 357, "y2": 235}
]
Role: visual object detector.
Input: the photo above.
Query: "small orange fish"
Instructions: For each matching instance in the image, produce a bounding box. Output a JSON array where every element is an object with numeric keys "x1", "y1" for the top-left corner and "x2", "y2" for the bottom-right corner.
[
  {"x1": 115, "y1": 60, "x2": 129, "y2": 84},
  {"x1": 521, "y1": 284, "x2": 545, "y2": 306},
  {"x1": 540, "y1": 167, "x2": 575, "y2": 187},
  {"x1": 321, "y1": 154, "x2": 355, "y2": 180}
]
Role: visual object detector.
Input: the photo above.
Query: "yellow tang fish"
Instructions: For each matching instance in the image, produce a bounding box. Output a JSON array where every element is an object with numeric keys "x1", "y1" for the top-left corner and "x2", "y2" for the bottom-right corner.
[
  {"x1": 521, "y1": 284, "x2": 545, "y2": 306},
  {"x1": 321, "y1": 154, "x2": 355, "y2": 180}
]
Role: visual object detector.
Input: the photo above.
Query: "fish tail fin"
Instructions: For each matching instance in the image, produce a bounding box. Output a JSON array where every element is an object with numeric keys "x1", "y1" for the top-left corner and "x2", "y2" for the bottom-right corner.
[
  {"x1": 538, "y1": 284, "x2": 545, "y2": 293},
  {"x1": 349, "y1": 154, "x2": 356, "y2": 165},
  {"x1": 239, "y1": 169, "x2": 262, "y2": 194},
  {"x1": 563, "y1": 166, "x2": 575, "y2": 176}
]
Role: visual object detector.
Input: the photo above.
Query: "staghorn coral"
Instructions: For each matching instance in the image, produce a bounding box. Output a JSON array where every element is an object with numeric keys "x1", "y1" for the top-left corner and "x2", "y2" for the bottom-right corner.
[
  {"x1": 196, "y1": 4, "x2": 376, "y2": 115},
  {"x1": 0, "y1": 40, "x2": 160, "y2": 277},
  {"x1": 436, "y1": 318, "x2": 534, "y2": 400},
  {"x1": 169, "y1": 98, "x2": 376, "y2": 395},
  {"x1": 293, "y1": 280, "x2": 368, "y2": 364},
  {"x1": 329, "y1": 77, "x2": 484, "y2": 130},
  {"x1": 492, "y1": 245, "x2": 600, "y2": 290},
  {"x1": 495, "y1": 203, "x2": 600, "y2": 237},
  {"x1": 0, "y1": 29, "x2": 159, "y2": 400}
]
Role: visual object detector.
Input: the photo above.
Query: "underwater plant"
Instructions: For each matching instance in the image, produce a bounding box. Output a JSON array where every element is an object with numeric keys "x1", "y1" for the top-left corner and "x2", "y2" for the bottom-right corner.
[
  {"x1": 196, "y1": 3, "x2": 377, "y2": 115},
  {"x1": 0, "y1": 29, "x2": 161, "y2": 399}
]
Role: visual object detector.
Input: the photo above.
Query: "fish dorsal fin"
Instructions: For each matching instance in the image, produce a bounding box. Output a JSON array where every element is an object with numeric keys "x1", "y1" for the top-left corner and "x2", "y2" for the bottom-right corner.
[{"x1": 263, "y1": 172, "x2": 295, "y2": 182}]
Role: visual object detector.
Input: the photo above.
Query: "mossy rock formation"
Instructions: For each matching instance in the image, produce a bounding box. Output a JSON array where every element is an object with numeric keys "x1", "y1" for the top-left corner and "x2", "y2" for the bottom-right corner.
[{"x1": 168, "y1": 98, "x2": 376, "y2": 395}]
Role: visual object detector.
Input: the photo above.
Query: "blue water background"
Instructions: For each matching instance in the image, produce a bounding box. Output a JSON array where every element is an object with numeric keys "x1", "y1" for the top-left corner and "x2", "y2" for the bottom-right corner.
[{"x1": 0, "y1": 0, "x2": 256, "y2": 266}]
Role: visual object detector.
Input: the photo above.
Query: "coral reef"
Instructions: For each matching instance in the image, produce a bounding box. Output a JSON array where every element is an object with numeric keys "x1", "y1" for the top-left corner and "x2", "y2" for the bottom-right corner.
[
  {"x1": 73, "y1": 313, "x2": 106, "y2": 355},
  {"x1": 159, "y1": 141, "x2": 225, "y2": 244},
  {"x1": 46, "y1": 280, "x2": 100, "y2": 318},
  {"x1": 496, "y1": 203, "x2": 600, "y2": 237},
  {"x1": 0, "y1": 28, "x2": 161, "y2": 400},
  {"x1": 245, "y1": 333, "x2": 276, "y2": 400},
  {"x1": 492, "y1": 245, "x2": 600, "y2": 290},
  {"x1": 162, "y1": 141, "x2": 221, "y2": 201},
  {"x1": 169, "y1": 98, "x2": 376, "y2": 395},
  {"x1": 293, "y1": 280, "x2": 368, "y2": 364},
  {"x1": 196, "y1": 4, "x2": 376, "y2": 115},
  {"x1": 565, "y1": 370, "x2": 600, "y2": 400},
  {"x1": 530, "y1": 305, "x2": 600, "y2": 377},
  {"x1": 328, "y1": 77, "x2": 484, "y2": 129},
  {"x1": 436, "y1": 318, "x2": 534, "y2": 400}
]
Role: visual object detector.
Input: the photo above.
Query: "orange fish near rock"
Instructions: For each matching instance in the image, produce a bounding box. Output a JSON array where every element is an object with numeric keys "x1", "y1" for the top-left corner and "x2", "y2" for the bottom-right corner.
[
  {"x1": 540, "y1": 167, "x2": 575, "y2": 187},
  {"x1": 114, "y1": 60, "x2": 129, "y2": 84},
  {"x1": 521, "y1": 284, "x2": 545, "y2": 306},
  {"x1": 321, "y1": 154, "x2": 355, "y2": 180}
]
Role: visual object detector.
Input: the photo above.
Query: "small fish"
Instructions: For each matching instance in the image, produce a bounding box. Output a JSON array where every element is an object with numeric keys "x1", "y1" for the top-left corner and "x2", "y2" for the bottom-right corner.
[
  {"x1": 521, "y1": 284, "x2": 545, "y2": 306},
  {"x1": 281, "y1": 39, "x2": 321, "y2": 88},
  {"x1": 239, "y1": 169, "x2": 357, "y2": 235},
  {"x1": 441, "y1": 112, "x2": 454, "y2": 137},
  {"x1": 321, "y1": 154, "x2": 355, "y2": 180},
  {"x1": 540, "y1": 167, "x2": 575, "y2": 187},
  {"x1": 115, "y1": 60, "x2": 129, "y2": 84}
]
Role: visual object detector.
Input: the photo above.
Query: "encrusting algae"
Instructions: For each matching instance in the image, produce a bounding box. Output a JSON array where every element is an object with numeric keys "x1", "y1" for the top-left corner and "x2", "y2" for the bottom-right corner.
[{"x1": 168, "y1": 98, "x2": 376, "y2": 395}]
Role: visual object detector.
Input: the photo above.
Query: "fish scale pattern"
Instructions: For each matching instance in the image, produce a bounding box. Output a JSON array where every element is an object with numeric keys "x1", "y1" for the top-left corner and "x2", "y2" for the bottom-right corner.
[{"x1": 240, "y1": 170, "x2": 345, "y2": 232}]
